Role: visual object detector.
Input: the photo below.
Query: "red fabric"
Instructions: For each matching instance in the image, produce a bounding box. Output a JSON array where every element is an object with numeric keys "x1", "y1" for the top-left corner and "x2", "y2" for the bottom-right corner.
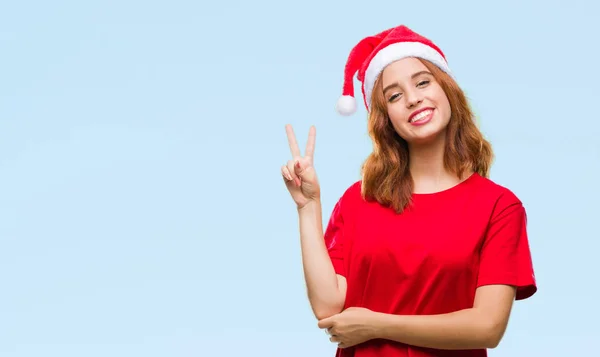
[
  {"x1": 341, "y1": 34, "x2": 386, "y2": 97},
  {"x1": 357, "y1": 25, "x2": 447, "y2": 82},
  {"x1": 323, "y1": 173, "x2": 537, "y2": 357}
]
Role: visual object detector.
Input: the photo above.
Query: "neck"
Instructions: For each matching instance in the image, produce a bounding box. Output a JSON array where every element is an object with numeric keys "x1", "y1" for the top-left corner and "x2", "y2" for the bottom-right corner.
[
  {"x1": 409, "y1": 137, "x2": 446, "y2": 176},
  {"x1": 408, "y1": 135, "x2": 467, "y2": 194}
]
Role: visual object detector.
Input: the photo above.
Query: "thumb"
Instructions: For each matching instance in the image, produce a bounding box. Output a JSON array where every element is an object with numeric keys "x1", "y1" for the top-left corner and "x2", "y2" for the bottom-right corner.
[{"x1": 317, "y1": 316, "x2": 333, "y2": 329}]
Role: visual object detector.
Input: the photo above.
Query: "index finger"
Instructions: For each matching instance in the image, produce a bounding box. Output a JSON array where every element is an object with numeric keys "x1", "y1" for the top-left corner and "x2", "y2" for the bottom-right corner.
[
  {"x1": 305, "y1": 125, "x2": 316, "y2": 158},
  {"x1": 285, "y1": 124, "x2": 301, "y2": 157}
]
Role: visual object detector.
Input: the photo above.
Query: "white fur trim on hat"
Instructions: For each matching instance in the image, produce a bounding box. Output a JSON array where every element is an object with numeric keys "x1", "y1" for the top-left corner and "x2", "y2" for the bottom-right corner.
[
  {"x1": 335, "y1": 95, "x2": 357, "y2": 116},
  {"x1": 363, "y1": 41, "x2": 451, "y2": 109}
]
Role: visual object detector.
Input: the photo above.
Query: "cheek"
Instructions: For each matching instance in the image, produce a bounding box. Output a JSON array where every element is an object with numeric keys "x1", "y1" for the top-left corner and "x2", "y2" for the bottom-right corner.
[
  {"x1": 441, "y1": 98, "x2": 452, "y2": 122},
  {"x1": 387, "y1": 105, "x2": 407, "y2": 129},
  {"x1": 435, "y1": 91, "x2": 452, "y2": 120}
]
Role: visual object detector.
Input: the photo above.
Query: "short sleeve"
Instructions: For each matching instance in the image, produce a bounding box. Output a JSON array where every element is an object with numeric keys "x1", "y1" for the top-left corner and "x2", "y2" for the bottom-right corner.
[
  {"x1": 324, "y1": 198, "x2": 346, "y2": 277},
  {"x1": 477, "y1": 192, "x2": 537, "y2": 300}
]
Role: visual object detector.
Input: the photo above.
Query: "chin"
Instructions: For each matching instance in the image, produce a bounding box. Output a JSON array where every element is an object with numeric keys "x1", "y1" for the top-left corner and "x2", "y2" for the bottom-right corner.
[{"x1": 403, "y1": 125, "x2": 446, "y2": 145}]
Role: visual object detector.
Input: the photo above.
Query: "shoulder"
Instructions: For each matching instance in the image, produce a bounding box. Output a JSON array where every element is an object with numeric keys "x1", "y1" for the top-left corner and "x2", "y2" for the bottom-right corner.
[
  {"x1": 470, "y1": 174, "x2": 525, "y2": 217},
  {"x1": 474, "y1": 174, "x2": 521, "y2": 200},
  {"x1": 342, "y1": 180, "x2": 363, "y2": 197},
  {"x1": 332, "y1": 180, "x2": 364, "y2": 213}
]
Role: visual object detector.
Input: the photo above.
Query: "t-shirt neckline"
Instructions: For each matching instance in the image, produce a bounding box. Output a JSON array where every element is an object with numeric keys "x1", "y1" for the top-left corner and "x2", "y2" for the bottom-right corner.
[{"x1": 412, "y1": 172, "x2": 479, "y2": 198}]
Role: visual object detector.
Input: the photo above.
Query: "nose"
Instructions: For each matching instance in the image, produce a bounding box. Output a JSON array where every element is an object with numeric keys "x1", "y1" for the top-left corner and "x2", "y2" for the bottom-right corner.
[{"x1": 405, "y1": 89, "x2": 423, "y2": 109}]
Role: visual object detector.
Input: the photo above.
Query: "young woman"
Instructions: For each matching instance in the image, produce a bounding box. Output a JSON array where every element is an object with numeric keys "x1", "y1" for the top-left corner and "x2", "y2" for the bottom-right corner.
[{"x1": 281, "y1": 25, "x2": 537, "y2": 357}]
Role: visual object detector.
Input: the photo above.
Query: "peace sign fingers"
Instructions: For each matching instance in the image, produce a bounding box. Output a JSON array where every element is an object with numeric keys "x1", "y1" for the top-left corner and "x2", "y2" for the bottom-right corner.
[
  {"x1": 304, "y1": 125, "x2": 316, "y2": 159},
  {"x1": 282, "y1": 124, "x2": 321, "y2": 207},
  {"x1": 285, "y1": 124, "x2": 302, "y2": 158},
  {"x1": 286, "y1": 124, "x2": 316, "y2": 160}
]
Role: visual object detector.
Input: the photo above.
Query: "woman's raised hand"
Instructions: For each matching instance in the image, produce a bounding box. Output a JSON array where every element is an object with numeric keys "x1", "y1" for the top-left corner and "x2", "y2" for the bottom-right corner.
[{"x1": 282, "y1": 124, "x2": 320, "y2": 209}]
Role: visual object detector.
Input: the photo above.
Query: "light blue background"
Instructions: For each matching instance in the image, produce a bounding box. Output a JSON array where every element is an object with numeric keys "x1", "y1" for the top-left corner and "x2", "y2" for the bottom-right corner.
[{"x1": 1, "y1": 1, "x2": 598, "y2": 356}]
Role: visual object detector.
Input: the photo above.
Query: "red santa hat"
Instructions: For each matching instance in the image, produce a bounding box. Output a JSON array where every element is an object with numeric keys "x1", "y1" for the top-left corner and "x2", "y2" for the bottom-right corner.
[{"x1": 336, "y1": 25, "x2": 452, "y2": 116}]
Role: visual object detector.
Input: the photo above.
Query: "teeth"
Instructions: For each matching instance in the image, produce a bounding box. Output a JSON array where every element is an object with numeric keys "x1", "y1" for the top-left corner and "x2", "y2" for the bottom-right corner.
[{"x1": 410, "y1": 110, "x2": 432, "y2": 123}]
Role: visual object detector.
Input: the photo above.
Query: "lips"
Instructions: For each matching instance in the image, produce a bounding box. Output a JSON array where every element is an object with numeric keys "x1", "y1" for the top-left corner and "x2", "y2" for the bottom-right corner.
[{"x1": 408, "y1": 108, "x2": 434, "y2": 123}]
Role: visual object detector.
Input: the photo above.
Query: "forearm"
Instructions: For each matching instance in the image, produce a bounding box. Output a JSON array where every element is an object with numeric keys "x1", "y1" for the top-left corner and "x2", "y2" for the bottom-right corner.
[
  {"x1": 298, "y1": 199, "x2": 344, "y2": 319},
  {"x1": 371, "y1": 308, "x2": 502, "y2": 350}
]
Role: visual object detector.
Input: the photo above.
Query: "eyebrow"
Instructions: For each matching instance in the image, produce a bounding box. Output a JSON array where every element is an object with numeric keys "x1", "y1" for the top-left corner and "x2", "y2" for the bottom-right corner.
[{"x1": 382, "y1": 70, "x2": 433, "y2": 94}]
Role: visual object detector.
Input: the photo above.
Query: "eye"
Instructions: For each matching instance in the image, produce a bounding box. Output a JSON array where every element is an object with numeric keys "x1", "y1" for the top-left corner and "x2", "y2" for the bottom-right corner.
[
  {"x1": 388, "y1": 93, "x2": 402, "y2": 102},
  {"x1": 417, "y1": 80, "x2": 430, "y2": 87}
]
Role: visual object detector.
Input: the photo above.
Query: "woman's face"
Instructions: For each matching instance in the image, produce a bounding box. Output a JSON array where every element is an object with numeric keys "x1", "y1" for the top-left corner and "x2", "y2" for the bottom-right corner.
[{"x1": 380, "y1": 57, "x2": 452, "y2": 145}]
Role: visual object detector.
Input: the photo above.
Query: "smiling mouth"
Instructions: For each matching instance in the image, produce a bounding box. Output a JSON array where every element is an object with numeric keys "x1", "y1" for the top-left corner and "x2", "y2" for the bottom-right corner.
[{"x1": 409, "y1": 109, "x2": 434, "y2": 123}]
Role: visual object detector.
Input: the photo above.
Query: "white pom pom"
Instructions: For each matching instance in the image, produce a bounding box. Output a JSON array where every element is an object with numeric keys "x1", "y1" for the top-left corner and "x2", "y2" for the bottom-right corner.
[{"x1": 335, "y1": 95, "x2": 357, "y2": 116}]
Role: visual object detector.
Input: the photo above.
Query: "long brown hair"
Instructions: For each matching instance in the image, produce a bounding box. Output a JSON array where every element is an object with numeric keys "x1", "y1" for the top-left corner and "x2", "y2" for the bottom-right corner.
[{"x1": 360, "y1": 59, "x2": 493, "y2": 213}]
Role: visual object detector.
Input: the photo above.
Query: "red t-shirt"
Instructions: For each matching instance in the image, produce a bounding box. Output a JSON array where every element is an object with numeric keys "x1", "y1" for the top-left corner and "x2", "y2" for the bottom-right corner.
[{"x1": 324, "y1": 173, "x2": 537, "y2": 357}]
